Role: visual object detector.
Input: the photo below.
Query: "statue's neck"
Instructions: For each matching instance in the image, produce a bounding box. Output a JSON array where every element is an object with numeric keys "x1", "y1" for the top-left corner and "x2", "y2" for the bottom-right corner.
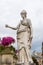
[
  {"x1": 23, "y1": 17, "x2": 26, "y2": 21},
  {"x1": 21, "y1": 18, "x2": 27, "y2": 25}
]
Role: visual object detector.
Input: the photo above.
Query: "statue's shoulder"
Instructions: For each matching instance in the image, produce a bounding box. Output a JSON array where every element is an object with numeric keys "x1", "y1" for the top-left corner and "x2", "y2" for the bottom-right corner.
[
  {"x1": 20, "y1": 20, "x2": 23, "y2": 22},
  {"x1": 26, "y1": 18, "x2": 31, "y2": 25},
  {"x1": 26, "y1": 18, "x2": 31, "y2": 22}
]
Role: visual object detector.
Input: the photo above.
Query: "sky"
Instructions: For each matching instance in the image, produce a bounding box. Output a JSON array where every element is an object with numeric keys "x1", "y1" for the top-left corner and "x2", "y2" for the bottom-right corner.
[{"x1": 0, "y1": 0, "x2": 43, "y2": 52}]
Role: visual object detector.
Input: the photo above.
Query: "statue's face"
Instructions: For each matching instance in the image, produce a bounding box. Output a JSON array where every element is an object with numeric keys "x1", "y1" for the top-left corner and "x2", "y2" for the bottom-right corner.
[{"x1": 21, "y1": 13, "x2": 27, "y2": 19}]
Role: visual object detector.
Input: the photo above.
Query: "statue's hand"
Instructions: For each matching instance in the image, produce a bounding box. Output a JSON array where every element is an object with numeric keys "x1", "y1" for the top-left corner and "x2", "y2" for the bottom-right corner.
[{"x1": 5, "y1": 24, "x2": 9, "y2": 28}]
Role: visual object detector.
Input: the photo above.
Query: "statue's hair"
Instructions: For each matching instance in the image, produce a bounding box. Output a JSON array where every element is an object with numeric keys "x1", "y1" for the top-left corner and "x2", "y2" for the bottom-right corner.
[{"x1": 20, "y1": 10, "x2": 27, "y2": 14}]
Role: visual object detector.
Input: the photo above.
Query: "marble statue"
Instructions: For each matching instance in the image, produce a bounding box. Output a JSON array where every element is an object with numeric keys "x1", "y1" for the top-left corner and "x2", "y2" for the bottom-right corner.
[{"x1": 5, "y1": 10, "x2": 33, "y2": 65}]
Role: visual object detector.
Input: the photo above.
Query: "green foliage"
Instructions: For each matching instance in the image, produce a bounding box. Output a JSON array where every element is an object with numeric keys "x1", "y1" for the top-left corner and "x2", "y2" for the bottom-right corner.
[
  {"x1": 0, "y1": 45, "x2": 5, "y2": 52},
  {"x1": 9, "y1": 46, "x2": 16, "y2": 52},
  {"x1": 0, "y1": 45, "x2": 16, "y2": 52},
  {"x1": 32, "y1": 56, "x2": 39, "y2": 65}
]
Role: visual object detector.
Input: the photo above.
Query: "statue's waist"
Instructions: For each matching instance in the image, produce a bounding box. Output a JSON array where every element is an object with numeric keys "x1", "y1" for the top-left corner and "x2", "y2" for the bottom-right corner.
[
  {"x1": 17, "y1": 29, "x2": 30, "y2": 34},
  {"x1": 18, "y1": 44, "x2": 31, "y2": 50},
  {"x1": 17, "y1": 30, "x2": 26, "y2": 33}
]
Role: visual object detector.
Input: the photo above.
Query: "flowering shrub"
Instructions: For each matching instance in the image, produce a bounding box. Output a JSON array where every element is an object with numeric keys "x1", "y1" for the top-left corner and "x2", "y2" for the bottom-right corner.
[
  {"x1": 1, "y1": 37, "x2": 15, "y2": 46},
  {"x1": 0, "y1": 37, "x2": 18, "y2": 59}
]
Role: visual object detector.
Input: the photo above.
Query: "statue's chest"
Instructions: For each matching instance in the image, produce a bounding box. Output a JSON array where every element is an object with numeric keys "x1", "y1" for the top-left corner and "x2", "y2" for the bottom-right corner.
[
  {"x1": 19, "y1": 20, "x2": 28, "y2": 29},
  {"x1": 18, "y1": 24, "x2": 26, "y2": 31}
]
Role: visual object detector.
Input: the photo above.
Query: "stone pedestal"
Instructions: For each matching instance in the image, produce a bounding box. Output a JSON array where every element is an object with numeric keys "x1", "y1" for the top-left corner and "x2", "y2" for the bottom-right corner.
[
  {"x1": 15, "y1": 62, "x2": 29, "y2": 65},
  {"x1": 15, "y1": 62, "x2": 34, "y2": 65},
  {"x1": 15, "y1": 63, "x2": 24, "y2": 65}
]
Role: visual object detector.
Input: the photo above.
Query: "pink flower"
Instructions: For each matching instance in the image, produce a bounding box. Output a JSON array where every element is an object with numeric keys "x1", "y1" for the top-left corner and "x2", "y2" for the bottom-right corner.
[{"x1": 1, "y1": 37, "x2": 15, "y2": 46}]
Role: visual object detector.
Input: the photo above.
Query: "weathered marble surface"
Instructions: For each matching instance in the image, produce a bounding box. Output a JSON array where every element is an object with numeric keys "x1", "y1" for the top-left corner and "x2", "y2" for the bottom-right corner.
[{"x1": 16, "y1": 10, "x2": 33, "y2": 65}]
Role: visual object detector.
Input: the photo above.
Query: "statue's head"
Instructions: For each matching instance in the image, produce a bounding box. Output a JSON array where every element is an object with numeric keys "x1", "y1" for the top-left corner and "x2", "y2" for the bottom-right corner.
[{"x1": 20, "y1": 10, "x2": 27, "y2": 19}]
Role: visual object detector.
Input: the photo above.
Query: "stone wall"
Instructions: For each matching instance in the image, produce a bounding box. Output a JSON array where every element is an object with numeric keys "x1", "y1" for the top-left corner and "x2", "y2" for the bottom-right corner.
[{"x1": 0, "y1": 54, "x2": 16, "y2": 65}]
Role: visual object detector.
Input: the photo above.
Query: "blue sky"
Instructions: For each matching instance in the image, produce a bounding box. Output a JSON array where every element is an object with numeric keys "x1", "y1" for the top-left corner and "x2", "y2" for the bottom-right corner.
[{"x1": 0, "y1": 0, "x2": 43, "y2": 52}]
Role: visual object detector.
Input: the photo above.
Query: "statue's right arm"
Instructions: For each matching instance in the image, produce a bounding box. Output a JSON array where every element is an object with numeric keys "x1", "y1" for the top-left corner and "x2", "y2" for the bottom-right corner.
[{"x1": 5, "y1": 24, "x2": 17, "y2": 30}]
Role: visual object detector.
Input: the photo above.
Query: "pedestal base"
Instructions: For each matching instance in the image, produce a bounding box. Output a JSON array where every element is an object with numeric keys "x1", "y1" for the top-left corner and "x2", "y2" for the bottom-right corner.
[
  {"x1": 15, "y1": 62, "x2": 24, "y2": 65},
  {"x1": 15, "y1": 62, "x2": 29, "y2": 65},
  {"x1": 15, "y1": 62, "x2": 34, "y2": 65}
]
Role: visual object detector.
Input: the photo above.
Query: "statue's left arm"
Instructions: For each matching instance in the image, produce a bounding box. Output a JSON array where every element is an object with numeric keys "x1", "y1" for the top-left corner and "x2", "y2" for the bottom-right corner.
[{"x1": 27, "y1": 19, "x2": 33, "y2": 40}]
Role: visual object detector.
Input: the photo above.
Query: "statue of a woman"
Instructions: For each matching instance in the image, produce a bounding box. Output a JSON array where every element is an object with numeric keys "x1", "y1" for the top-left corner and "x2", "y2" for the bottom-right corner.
[{"x1": 5, "y1": 10, "x2": 33, "y2": 65}]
